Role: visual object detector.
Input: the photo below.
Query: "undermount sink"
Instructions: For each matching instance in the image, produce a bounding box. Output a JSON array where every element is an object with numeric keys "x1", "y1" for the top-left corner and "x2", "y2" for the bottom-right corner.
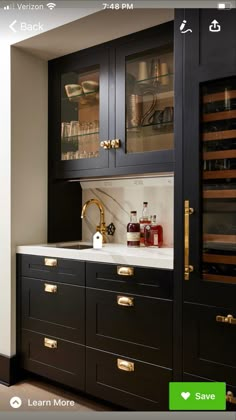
[{"x1": 56, "y1": 244, "x2": 92, "y2": 250}]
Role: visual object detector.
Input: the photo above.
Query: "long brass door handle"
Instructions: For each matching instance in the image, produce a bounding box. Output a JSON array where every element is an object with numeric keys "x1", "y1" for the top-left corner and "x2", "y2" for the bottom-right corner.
[{"x1": 184, "y1": 200, "x2": 194, "y2": 280}]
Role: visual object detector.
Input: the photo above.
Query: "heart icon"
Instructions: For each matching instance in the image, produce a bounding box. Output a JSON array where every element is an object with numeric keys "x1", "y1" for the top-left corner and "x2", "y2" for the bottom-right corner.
[{"x1": 181, "y1": 392, "x2": 191, "y2": 400}]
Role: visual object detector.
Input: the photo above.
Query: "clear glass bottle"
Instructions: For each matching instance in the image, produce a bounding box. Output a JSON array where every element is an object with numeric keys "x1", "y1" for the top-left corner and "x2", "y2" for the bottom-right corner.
[
  {"x1": 139, "y1": 202, "x2": 151, "y2": 246},
  {"x1": 144, "y1": 214, "x2": 163, "y2": 247},
  {"x1": 127, "y1": 211, "x2": 140, "y2": 247}
]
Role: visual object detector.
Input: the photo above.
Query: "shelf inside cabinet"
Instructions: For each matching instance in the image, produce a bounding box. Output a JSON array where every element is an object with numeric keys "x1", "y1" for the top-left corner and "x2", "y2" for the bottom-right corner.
[
  {"x1": 203, "y1": 110, "x2": 236, "y2": 122},
  {"x1": 203, "y1": 253, "x2": 236, "y2": 265},
  {"x1": 202, "y1": 273, "x2": 236, "y2": 284},
  {"x1": 203, "y1": 150, "x2": 236, "y2": 160},
  {"x1": 203, "y1": 170, "x2": 236, "y2": 179},
  {"x1": 203, "y1": 90, "x2": 236, "y2": 103},
  {"x1": 203, "y1": 189, "x2": 236, "y2": 199},
  {"x1": 203, "y1": 130, "x2": 236, "y2": 142},
  {"x1": 203, "y1": 234, "x2": 236, "y2": 244}
]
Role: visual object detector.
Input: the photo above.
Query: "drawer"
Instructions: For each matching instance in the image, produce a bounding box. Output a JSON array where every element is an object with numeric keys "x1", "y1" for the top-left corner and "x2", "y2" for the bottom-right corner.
[
  {"x1": 21, "y1": 330, "x2": 85, "y2": 391},
  {"x1": 184, "y1": 373, "x2": 236, "y2": 412},
  {"x1": 184, "y1": 302, "x2": 236, "y2": 385},
  {"x1": 21, "y1": 277, "x2": 85, "y2": 343},
  {"x1": 86, "y1": 347, "x2": 172, "y2": 411},
  {"x1": 19, "y1": 254, "x2": 85, "y2": 285},
  {"x1": 86, "y1": 288, "x2": 172, "y2": 367},
  {"x1": 86, "y1": 262, "x2": 173, "y2": 299}
]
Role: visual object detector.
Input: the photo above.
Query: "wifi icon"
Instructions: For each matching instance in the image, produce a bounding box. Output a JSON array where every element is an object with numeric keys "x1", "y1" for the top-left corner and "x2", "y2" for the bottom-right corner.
[{"x1": 47, "y1": 2, "x2": 56, "y2": 10}]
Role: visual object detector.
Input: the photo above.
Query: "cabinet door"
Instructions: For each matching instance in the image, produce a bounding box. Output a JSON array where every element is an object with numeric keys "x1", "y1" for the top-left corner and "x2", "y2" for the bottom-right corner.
[
  {"x1": 49, "y1": 46, "x2": 109, "y2": 179},
  {"x1": 115, "y1": 22, "x2": 174, "y2": 172},
  {"x1": 177, "y1": 9, "x2": 236, "y2": 307}
]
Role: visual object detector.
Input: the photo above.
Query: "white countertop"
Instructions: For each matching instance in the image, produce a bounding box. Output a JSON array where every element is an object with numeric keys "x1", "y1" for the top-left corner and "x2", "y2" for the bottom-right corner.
[{"x1": 16, "y1": 242, "x2": 173, "y2": 270}]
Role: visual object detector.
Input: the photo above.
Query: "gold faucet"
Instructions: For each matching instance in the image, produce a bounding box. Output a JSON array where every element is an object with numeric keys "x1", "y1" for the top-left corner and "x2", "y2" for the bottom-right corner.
[{"x1": 81, "y1": 199, "x2": 107, "y2": 243}]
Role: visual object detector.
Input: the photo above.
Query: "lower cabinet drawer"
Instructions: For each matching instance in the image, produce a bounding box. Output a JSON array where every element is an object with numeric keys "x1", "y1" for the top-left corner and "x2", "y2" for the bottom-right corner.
[
  {"x1": 86, "y1": 288, "x2": 172, "y2": 367},
  {"x1": 184, "y1": 302, "x2": 236, "y2": 385},
  {"x1": 86, "y1": 347, "x2": 172, "y2": 411},
  {"x1": 21, "y1": 330, "x2": 85, "y2": 391},
  {"x1": 21, "y1": 277, "x2": 85, "y2": 343}
]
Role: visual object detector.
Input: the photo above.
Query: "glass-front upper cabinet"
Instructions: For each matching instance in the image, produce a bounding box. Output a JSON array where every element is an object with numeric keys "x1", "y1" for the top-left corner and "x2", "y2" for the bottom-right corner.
[
  {"x1": 202, "y1": 77, "x2": 236, "y2": 285},
  {"x1": 54, "y1": 51, "x2": 109, "y2": 177},
  {"x1": 115, "y1": 23, "x2": 174, "y2": 170}
]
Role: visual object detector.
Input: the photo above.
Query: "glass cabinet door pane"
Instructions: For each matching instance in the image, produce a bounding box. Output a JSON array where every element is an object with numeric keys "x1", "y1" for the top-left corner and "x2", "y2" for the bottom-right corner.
[
  {"x1": 126, "y1": 46, "x2": 174, "y2": 154},
  {"x1": 201, "y1": 77, "x2": 236, "y2": 284},
  {"x1": 61, "y1": 67, "x2": 100, "y2": 161}
]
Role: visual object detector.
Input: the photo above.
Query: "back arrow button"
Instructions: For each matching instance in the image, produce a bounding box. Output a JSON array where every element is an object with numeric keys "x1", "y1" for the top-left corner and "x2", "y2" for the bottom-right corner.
[{"x1": 9, "y1": 20, "x2": 17, "y2": 32}]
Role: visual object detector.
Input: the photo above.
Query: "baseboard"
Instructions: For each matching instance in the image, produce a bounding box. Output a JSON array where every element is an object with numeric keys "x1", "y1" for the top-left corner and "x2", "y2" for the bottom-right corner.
[{"x1": 0, "y1": 354, "x2": 18, "y2": 386}]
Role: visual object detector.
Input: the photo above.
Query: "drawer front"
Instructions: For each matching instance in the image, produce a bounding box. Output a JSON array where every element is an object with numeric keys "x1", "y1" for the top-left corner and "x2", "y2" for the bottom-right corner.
[
  {"x1": 184, "y1": 373, "x2": 236, "y2": 412},
  {"x1": 86, "y1": 262, "x2": 173, "y2": 299},
  {"x1": 21, "y1": 330, "x2": 85, "y2": 391},
  {"x1": 86, "y1": 347, "x2": 172, "y2": 411},
  {"x1": 19, "y1": 254, "x2": 85, "y2": 285},
  {"x1": 86, "y1": 288, "x2": 172, "y2": 367},
  {"x1": 21, "y1": 277, "x2": 85, "y2": 343},
  {"x1": 184, "y1": 303, "x2": 236, "y2": 385}
]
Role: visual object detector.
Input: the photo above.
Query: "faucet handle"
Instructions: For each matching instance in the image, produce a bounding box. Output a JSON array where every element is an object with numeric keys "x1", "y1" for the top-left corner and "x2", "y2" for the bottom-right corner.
[{"x1": 107, "y1": 222, "x2": 116, "y2": 236}]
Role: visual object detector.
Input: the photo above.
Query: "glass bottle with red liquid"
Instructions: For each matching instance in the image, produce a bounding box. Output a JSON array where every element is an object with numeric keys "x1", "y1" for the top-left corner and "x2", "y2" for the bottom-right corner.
[
  {"x1": 144, "y1": 214, "x2": 163, "y2": 247},
  {"x1": 127, "y1": 211, "x2": 140, "y2": 247},
  {"x1": 139, "y1": 202, "x2": 151, "y2": 246}
]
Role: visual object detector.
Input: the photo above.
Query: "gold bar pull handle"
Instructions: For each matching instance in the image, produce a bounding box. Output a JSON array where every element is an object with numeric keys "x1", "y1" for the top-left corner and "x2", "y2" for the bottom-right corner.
[
  {"x1": 44, "y1": 258, "x2": 57, "y2": 267},
  {"x1": 216, "y1": 314, "x2": 236, "y2": 325},
  {"x1": 226, "y1": 391, "x2": 236, "y2": 404},
  {"x1": 184, "y1": 200, "x2": 194, "y2": 280},
  {"x1": 44, "y1": 283, "x2": 57, "y2": 293},
  {"x1": 44, "y1": 337, "x2": 57, "y2": 349},
  {"x1": 117, "y1": 296, "x2": 134, "y2": 307},
  {"x1": 117, "y1": 266, "x2": 134, "y2": 276},
  {"x1": 117, "y1": 358, "x2": 134, "y2": 372}
]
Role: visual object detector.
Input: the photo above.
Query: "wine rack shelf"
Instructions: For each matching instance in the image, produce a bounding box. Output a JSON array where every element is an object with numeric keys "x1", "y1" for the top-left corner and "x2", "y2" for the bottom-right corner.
[
  {"x1": 203, "y1": 110, "x2": 236, "y2": 122},
  {"x1": 203, "y1": 189, "x2": 236, "y2": 199},
  {"x1": 203, "y1": 273, "x2": 236, "y2": 284},
  {"x1": 203, "y1": 254, "x2": 236, "y2": 264},
  {"x1": 203, "y1": 130, "x2": 236, "y2": 142},
  {"x1": 203, "y1": 150, "x2": 236, "y2": 160},
  {"x1": 203, "y1": 170, "x2": 236, "y2": 179},
  {"x1": 203, "y1": 90, "x2": 236, "y2": 103}
]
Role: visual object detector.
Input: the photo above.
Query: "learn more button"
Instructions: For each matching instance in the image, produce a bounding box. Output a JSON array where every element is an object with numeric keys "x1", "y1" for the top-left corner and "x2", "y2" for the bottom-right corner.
[{"x1": 169, "y1": 382, "x2": 226, "y2": 410}]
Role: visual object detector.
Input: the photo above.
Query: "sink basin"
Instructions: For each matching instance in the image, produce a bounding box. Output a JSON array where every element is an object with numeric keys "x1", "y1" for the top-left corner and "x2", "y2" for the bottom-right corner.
[{"x1": 56, "y1": 244, "x2": 92, "y2": 250}]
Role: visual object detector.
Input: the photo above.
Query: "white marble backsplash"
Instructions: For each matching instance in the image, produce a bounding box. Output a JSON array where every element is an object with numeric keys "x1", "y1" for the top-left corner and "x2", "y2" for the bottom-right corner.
[{"x1": 80, "y1": 176, "x2": 174, "y2": 247}]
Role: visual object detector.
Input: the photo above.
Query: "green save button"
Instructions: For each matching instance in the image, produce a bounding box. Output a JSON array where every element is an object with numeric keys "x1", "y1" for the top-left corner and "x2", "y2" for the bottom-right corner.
[{"x1": 169, "y1": 382, "x2": 226, "y2": 410}]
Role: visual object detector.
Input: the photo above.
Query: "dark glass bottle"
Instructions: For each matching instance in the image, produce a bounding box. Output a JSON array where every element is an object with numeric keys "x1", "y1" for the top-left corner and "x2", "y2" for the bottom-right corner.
[{"x1": 127, "y1": 211, "x2": 140, "y2": 247}]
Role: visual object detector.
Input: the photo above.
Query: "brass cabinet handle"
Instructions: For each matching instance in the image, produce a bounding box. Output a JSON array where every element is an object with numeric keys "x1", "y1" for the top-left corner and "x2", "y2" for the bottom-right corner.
[
  {"x1": 44, "y1": 337, "x2": 57, "y2": 349},
  {"x1": 216, "y1": 314, "x2": 236, "y2": 325},
  {"x1": 117, "y1": 266, "x2": 134, "y2": 276},
  {"x1": 44, "y1": 283, "x2": 57, "y2": 293},
  {"x1": 184, "y1": 200, "x2": 194, "y2": 280},
  {"x1": 117, "y1": 295, "x2": 134, "y2": 307},
  {"x1": 100, "y1": 140, "x2": 111, "y2": 149},
  {"x1": 110, "y1": 139, "x2": 121, "y2": 149},
  {"x1": 117, "y1": 358, "x2": 134, "y2": 372},
  {"x1": 226, "y1": 391, "x2": 236, "y2": 404},
  {"x1": 44, "y1": 258, "x2": 57, "y2": 267}
]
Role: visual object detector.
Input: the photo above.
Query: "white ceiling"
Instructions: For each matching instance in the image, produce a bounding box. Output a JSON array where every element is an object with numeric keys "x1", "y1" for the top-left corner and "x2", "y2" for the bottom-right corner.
[{"x1": 14, "y1": 9, "x2": 174, "y2": 61}]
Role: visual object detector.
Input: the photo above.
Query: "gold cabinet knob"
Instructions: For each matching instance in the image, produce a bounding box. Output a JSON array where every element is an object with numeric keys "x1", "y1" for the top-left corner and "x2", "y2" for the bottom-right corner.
[
  {"x1": 117, "y1": 358, "x2": 134, "y2": 372},
  {"x1": 216, "y1": 314, "x2": 236, "y2": 325},
  {"x1": 117, "y1": 266, "x2": 134, "y2": 276},
  {"x1": 44, "y1": 283, "x2": 57, "y2": 293},
  {"x1": 117, "y1": 295, "x2": 134, "y2": 307},
  {"x1": 44, "y1": 337, "x2": 57, "y2": 349},
  {"x1": 226, "y1": 391, "x2": 236, "y2": 404},
  {"x1": 100, "y1": 140, "x2": 111, "y2": 149},
  {"x1": 110, "y1": 139, "x2": 121, "y2": 149}
]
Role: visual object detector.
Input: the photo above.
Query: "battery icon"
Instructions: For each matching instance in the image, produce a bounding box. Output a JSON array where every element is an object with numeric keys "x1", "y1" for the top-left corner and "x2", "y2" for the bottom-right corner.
[{"x1": 218, "y1": 2, "x2": 232, "y2": 9}]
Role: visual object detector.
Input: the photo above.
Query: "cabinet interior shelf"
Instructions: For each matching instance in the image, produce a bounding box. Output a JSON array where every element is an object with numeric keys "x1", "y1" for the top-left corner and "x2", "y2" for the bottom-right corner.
[
  {"x1": 203, "y1": 129, "x2": 236, "y2": 142},
  {"x1": 203, "y1": 169, "x2": 236, "y2": 179},
  {"x1": 202, "y1": 273, "x2": 236, "y2": 284},
  {"x1": 127, "y1": 120, "x2": 173, "y2": 131},
  {"x1": 203, "y1": 189, "x2": 236, "y2": 199},
  {"x1": 136, "y1": 73, "x2": 173, "y2": 85},
  {"x1": 203, "y1": 253, "x2": 236, "y2": 265},
  {"x1": 203, "y1": 234, "x2": 236, "y2": 243},
  {"x1": 62, "y1": 131, "x2": 99, "y2": 140},
  {"x1": 203, "y1": 90, "x2": 236, "y2": 103},
  {"x1": 202, "y1": 110, "x2": 236, "y2": 122},
  {"x1": 203, "y1": 150, "x2": 236, "y2": 160}
]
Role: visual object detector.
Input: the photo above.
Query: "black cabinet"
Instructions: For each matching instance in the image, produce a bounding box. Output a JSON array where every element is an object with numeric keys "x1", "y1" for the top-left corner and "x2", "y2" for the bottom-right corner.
[
  {"x1": 18, "y1": 255, "x2": 173, "y2": 410},
  {"x1": 48, "y1": 22, "x2": 174, "y2": 180},
  {"x1": 174, "y1": 8, "x2": 236, "y2": 395},
  {"x1": 18, "y1": 255, "x2": 86, "y2": 391}
]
